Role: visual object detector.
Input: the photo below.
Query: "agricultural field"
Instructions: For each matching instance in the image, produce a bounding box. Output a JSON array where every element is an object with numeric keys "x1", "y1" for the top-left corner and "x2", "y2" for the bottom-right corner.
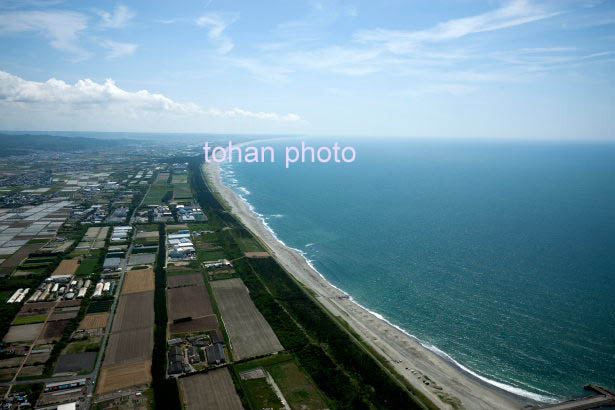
[
  {"x1": 172, "y1": 183, "x2": 193, "y2": 200},
  {"x1": 25, "y1": 352, "x2": 49, "y2": 366},
  {"x1": 0, "y1": 243, "x2": 46, "y2": 275},
  {"x1": 211, "y1": 279, "x2": 283, "y2": 360},
  {"x1": 63, "y1": 338, "x2": 100, "y2": 354},
  {"x1": 169, "y1": 315, "x2": 219, "y2": 335},
  {"x1": 17, "y1": 365, "x2": 44, "y2": 378},
  {"x1": 103, "y1": 327, "x2": 153, "y2": 366},
  {"x1": 127, "y1": 253, "x2": 155, "y2": 266},
  {"x1": 0, "y1": 356, "x2": 24, "y2": 368},
  {"x1": 179, "y1": 368, "x2": 243, "y2": 410},
  {"x1": 3, "y1": 323, "x2": 44, "y2": 343},
  {"x1": 235, "y1": 353, "x2": 328, "y2": 410},
  {"x1": 87, "y1": 300, "x2": 113, "y2": 314},
  {"x1": 167, "y1": 285, "x2": 213, "y2": 321},
  {"x1": 143, "y1": 173, "x2": 171, "y2": 205},
  {"x1": 0, "y1": 367, "x2": 17, "y2": 382},
  {"x1": 198, "y1": 250, "x2": 226, "y2": 262},
  {"x1": 121, "y1": 268, "x2": 155, "y2": 294},
  {"x1": 38, "y1": 319, "x2": 69, "y2": 343},
  {"x1": 12, "y1": 314, "x2": 47, "y2": 325},
  {"x1": 112, "y1": 292, "x2": 155, "y2": 333},
  {"x1": 97, "y1": 360, "x2": 152, "y2": 394},
  {"x1": 241, "y1": 377, "x2": 283, "y2": 410},
  {"x1": 167, "y1": 273, "x2": 203, "y2": 288},
  {"x1": 51, "y1": 258, "x2": 80, "y2": 276},
  {"x1": 171, "y1": 175, "x2": 188, "y2": 184},
  {"x1": 56, "y1": 299, "x2": 81, "y2": 308},
  {"x1": 17, "y1": 301, "x2": 54, "y2": 316},
  {"x1": 75, "y1": 254, "x2": 99, "y2": 276},
  {"x1": 78, "y1": 313, "x2": 109, "y2": 330},
  {"x1": 54, "y1": 352, "x2": 97, "y2": 374},
  {"x1": 48, "y1": 310, "x2": 78, "y2": 321}
]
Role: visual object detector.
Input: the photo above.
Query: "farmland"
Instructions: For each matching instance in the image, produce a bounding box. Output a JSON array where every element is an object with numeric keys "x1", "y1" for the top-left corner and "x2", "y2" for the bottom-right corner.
[
  {"x1": 75, "y1": 254, "x2": 99, "y2": 276},
  {"x1": 211, "y1": 278, "x2": 283, "y2": 360},
  {"x1": 48, "y1": 310, "x2": 78, "y2": 321},
  {"x1": 121, "y1": 268, "x2": 155, "y2": 294},
  {"x1": 233, "y1": 353, "x2": 329, "y2": 410},
  {"x1": 143, "y1": 173, "x2": 171, "y2": 205},
  {"x1": 97, "y1": 360, "x2": 152, "y2": 394},
  {"x1": 3, "y1": 323, "x2": 44, "y2": 343},
  {"x1": 39, "y1": 319, "x2": 69, "y2": 342},
  {"x1": 111, "y1": 292, "x2": 155, "y2": 333},
  {"x1": 12, "y1": 314, "x2": 47, "y2": 325},
  {"x1": 63, "y1": 339, "x2": 100, "y2": 354},
  {"x1": 179, "y1": 368, "x2": 243, "y2": 410},
  {"x1": 169, "y1": 315, "x2": 218, "y2": 335},
  {"x1": 167, "y1": 285, "x2": 213, "y2": 321},
  {"x1": 54, "y1": 352, "x2": 97, "y2": 374},
  {"x1": 51, "y1": 258, "x2": 80, "y2": 276},
  {"x1": 87, "y1": 300, "x2": 113, "y2": 314},
  {"x1": 78, "y1": 313, "x2": 109, "y2": 330},
  {"x1": 103, "y1": 327, "x2": 153, "y2": 366},
  {"x1": 167, "y1": 273, "x2": 203, "y2": 288}
]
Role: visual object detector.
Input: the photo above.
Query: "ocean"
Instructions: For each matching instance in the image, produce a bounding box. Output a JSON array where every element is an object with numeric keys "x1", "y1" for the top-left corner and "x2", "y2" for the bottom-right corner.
[{"x1": 219, "y1": 137, "x2": 615, "y2": 402}]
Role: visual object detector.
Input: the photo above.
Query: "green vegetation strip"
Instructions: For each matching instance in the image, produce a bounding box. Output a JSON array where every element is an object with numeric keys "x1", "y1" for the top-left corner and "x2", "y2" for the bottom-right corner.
[{"x1": 13, "y1": 315, "x2": 47, "y2": 325}]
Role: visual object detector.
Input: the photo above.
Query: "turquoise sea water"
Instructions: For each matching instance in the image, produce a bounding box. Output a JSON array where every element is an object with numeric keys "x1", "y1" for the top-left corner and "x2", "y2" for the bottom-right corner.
[{"x1": 219, "y1": 138, "x2": 615, "y2": 402}]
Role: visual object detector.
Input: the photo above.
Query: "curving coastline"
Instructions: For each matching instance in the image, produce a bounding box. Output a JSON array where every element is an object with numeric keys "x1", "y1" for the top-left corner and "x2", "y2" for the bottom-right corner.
[{"x1": 203, "y1": 156, "x2": 537, "y2": 410}]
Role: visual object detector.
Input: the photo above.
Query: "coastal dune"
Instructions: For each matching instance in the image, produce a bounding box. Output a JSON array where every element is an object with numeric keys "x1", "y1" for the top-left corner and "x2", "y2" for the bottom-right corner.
[{"x1": 204, "y1": 159, "x2": 529, "y2": 410}]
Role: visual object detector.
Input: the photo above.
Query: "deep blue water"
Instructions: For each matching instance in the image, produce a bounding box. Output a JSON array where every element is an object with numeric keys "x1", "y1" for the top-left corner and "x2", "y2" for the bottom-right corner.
[{"x1": 219, "y1": 138, "x2": 615, "y2": 401}]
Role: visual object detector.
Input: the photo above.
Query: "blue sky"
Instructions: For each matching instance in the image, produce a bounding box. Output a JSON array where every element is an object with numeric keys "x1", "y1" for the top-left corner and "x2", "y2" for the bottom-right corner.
[{"x1": 0, "y1": 0, "x2": 613, "y2": 139}]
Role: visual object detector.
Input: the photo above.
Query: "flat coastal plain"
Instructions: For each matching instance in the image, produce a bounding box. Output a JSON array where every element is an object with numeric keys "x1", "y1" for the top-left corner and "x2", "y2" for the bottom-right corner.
[{"x1": 205, "y1": 159, "x2": 530, "y2": 410}]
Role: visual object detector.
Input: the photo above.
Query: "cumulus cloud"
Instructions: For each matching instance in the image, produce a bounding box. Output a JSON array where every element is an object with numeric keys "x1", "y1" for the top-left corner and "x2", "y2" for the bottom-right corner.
[
  {"x1": 0, "y1": 10, "x2": 89, "y2": 58},
  {"x1": 98, "y1": 39, "x2": 137, "y2": 59},
  {"x1": 0, "y1": 70, "x2": 301, "y2": 121},
  {"x1": 195, "y1": 12, "x2": 238, "y2": 54},
  {"x1": 96, "y1": 4, "x2": 135, "y2": 29}
]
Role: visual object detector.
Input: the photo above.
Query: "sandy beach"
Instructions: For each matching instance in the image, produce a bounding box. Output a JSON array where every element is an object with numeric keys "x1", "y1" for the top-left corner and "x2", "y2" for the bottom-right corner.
[{"x1": 204, "y1": 158, "x2": 532, "y2": 410}]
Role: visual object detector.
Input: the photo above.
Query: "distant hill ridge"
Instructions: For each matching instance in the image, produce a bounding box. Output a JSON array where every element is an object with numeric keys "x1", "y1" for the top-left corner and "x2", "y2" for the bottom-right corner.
[{"x1": 0, "y1": 133, "x2": 139, "y2": 152}]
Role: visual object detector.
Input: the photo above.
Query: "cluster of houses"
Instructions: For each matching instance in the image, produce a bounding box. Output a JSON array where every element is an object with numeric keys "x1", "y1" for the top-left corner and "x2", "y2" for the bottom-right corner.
[
  {"x1": 152, "y1": 205, "x2": 173, "y2": 223},
  {"x1": 167, "y1": 230, "x2": 196, "y2": 261},
  {"x1": 167, "y1": 332, "x2": 226, "y2": 376},
  {"x1": 175, "y1": 204, "x2": 206, "y2": 222}
]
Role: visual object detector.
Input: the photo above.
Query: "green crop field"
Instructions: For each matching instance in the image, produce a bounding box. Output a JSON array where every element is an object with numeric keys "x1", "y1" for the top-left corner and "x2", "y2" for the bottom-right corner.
[
  {"x1": 13, "y1": 315, "x2": 47, "y2": 325},
  {"x1": 76, "y1": 256, "x2": 98, "y2": 276}
]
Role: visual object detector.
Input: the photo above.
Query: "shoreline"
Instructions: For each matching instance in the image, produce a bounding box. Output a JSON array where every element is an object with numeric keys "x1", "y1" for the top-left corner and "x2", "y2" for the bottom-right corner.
[{"x1": 203, "y1": 157, "x2": 537, "y2": 410}]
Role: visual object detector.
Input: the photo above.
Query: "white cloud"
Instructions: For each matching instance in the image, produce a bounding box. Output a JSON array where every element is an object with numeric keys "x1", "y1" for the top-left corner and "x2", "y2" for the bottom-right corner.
[
  {"x1": 98, "y1": 39, "x2": 137, "y2": 59},
  {"x1": 207, "y1": 108, "x2": 300, "y2": 121},
  {"x1": 398, "y1": 83, "x2": 477, "y2": 98},
  {"x1": 195, "y1": 12, "x2": 238, "y2": 54},
  {"x1": 0, "y1": 70, "x2": 301, "y2": 122},
  {"x1": 0, "y1": 10, "x2": 89, "y2": 59},
  {"x1": 355, "y1": 0, "x2": 561, "y2": 54},
  {"x1": 224, "y1": 56, "x2": 293, "y2": 83},
  {"x1": 96, "y1": 4, "x2": 135, "y2": 29}
]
